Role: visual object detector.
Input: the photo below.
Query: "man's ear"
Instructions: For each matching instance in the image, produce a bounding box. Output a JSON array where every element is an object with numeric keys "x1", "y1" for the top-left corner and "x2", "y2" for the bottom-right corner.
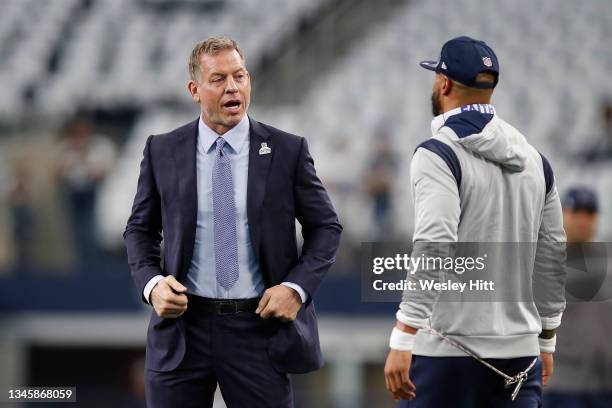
[
  {"x1": 187, "y1": 80, "x2": 200, "y2": 103},
  {"x1": 441, "y1": 76, "x2": 452, "y2": 96}
]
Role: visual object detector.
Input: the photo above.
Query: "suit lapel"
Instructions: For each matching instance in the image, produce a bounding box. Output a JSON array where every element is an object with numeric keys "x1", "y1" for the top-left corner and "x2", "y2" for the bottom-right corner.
[
  {"x1": 173, "y1": 118, "x2": 199, "y2": 279},
  {"x1": 247, "y1": 116, "x2": 273, "y2": 261}
]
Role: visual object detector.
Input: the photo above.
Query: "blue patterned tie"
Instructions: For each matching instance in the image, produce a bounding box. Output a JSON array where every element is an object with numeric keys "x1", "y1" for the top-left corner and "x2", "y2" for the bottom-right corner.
[{"x1": 213, "y1": 137, "x2": 239, "y2": 290}]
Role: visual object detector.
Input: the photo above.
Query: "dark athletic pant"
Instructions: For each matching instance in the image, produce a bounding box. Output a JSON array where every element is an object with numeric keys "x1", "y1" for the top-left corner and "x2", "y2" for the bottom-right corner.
[
  {"x1": 145, "y1": 304, "x2": 293, "y2": 408},
  {"x1": 398, "y1": 355, "x2": 542, "y2": 408}
]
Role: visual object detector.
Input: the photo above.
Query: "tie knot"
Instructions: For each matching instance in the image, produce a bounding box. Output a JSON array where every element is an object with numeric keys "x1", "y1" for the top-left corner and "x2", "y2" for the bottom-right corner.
[{"x1": 215, "y1": 137, "x2": 226, "y2": 154}]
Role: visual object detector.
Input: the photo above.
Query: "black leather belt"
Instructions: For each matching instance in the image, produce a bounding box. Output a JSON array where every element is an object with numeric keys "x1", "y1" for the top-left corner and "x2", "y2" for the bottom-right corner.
[{"x1": 187, "y1": 295, "x2": 261, "y2": 316}]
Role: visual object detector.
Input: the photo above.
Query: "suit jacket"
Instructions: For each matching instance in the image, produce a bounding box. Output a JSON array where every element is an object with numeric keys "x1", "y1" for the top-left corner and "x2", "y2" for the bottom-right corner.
[{"x1": 124, "y1": 116, "x2": 342, "y2": 373}]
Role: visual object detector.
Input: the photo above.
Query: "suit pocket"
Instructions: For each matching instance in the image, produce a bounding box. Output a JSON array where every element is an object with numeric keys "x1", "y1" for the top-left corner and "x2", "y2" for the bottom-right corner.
[
  {"x1": 145, "y1": 312, "x2": 186, "y2": 372},
  {"x1": 267, "y1": 302, "x2": 323, "y2": 374}
]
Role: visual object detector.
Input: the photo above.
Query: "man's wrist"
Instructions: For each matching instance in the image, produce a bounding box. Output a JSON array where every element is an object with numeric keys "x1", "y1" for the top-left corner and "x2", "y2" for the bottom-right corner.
[
  {"x1": 389, "y1": 327, "x2": 416, "y2": 351},
  {"x1": 396, "y1": 321, "x2": 418, "y2": 335},
  {"x1": 539, "y1": 334, "x2": 556, "y2": 353},
  {"x1": 143, "y1": 275, "x2": 165, "y2": 304},
  {"x1": 280, "y1": 282, "x2": 308, "y2": 303}
]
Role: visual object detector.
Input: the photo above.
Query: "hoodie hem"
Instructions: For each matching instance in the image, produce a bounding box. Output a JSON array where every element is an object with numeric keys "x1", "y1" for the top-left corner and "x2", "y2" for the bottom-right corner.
[{"x1": 413, "y1": 331, "x2": 540, "y2": 358}]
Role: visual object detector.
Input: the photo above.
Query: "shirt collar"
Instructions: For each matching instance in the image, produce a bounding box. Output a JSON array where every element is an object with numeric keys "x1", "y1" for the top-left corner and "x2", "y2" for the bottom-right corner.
[
  {"x1": 430, "y1": 103, "x2": 496, "y2": 136},
  {"x1": 198, "y1": 115, "x2": 250, "y2": 154}
]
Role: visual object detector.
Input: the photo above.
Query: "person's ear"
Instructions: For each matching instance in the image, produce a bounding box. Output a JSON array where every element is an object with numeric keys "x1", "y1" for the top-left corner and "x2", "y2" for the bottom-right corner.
[
  {"x1": 187, "y1": 80, "x2": 200, "y2": 103},
  {"x1": 441, "y1": 76, "x2": 452, "y2": 96}
]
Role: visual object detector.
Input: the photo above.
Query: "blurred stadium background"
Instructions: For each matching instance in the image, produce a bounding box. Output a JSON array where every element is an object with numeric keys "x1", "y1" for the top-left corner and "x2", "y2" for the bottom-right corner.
[{"x1": 0, "y1": 0, "x2": 611, "y2": 407}]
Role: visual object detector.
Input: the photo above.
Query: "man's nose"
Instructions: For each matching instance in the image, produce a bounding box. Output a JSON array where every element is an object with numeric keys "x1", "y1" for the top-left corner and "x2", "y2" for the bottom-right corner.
[{"x1": 225, "y1": 77, "x2": 238, "y2": 93}]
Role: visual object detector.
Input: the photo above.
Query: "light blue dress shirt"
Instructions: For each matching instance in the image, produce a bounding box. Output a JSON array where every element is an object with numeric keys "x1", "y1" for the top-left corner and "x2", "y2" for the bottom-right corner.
[
  {"x1": 143, "y1": 115, "x2": 307, "y2": 303},
  {"x1": 185, "y1": 115, "x2": 263, "y2": 299}
]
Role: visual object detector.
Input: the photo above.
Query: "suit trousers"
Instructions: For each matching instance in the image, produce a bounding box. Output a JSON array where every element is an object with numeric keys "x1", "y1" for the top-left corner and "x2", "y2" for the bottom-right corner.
[
  {"x1": 398, "y1": 355, "x2": 542, "y2": 408},
  {"x1": 145, "y1": 303, "x2": 293, "y2": 408}
]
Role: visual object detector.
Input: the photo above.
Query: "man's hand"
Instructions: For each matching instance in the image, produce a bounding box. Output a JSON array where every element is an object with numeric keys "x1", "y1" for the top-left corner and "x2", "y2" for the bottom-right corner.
[
  {"x1": 384, "y1": 349, "x2": 416, "y2": 401},
  {"x1": 255, "y1": 285, "x2": 302, "y2": 322},
  {"x1": 540, "y1": 352, "x2": 554, "y2": 386},
  {"x1": 151, "y1": 276, "x2": 188, "y2": 318}
]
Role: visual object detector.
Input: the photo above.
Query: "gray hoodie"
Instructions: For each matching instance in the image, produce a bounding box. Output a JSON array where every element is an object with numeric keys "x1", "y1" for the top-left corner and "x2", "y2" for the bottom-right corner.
[{"x1": 397, "y1": 104, "x2": 566, "y2": 358}]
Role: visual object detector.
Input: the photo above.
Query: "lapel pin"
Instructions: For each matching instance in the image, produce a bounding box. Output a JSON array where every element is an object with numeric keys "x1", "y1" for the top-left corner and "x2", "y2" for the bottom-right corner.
[{"x1": 259, "y1": 142, "x2": 271, "y2": 155}]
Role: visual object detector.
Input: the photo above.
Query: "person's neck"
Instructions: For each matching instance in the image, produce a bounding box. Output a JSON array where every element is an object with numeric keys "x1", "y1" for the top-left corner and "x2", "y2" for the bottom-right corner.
[
  {"x1": 208, "y1": 122, "x2": 232, "y2": 136},
  {"x1": 202, "y1": 114, "x2": 244, "y2": 136}
]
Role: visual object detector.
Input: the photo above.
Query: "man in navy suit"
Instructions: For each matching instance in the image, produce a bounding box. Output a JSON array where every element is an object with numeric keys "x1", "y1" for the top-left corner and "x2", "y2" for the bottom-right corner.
[{"x1": 124, "y1": 37, "x2": 342, "y2": 408}]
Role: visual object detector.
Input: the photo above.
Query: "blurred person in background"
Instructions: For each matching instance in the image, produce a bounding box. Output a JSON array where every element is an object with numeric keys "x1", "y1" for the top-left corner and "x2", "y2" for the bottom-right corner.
[
  {"x1": 363, "y1": 131, "x2": 398, "y2": 240},
  {"x1": 7, "y1": 154, "x2": 35, "y2": 272},
  {"x1": 543, "y1": 187, "x2": 612, "y2": 408},
  {"x1": 582, "y1": 98, "x2": 612, "y2": 161},
  {"x1": 384, "y1": 36, "x2": 566, "y2": 407},
  {"x1": 561, "y1": 187, "x2": 598, "y2": 244},
  {"x1": 56, "y1": 115, "x2": 116, "y2": 268},
  {"x1": 124, "y1": 36, "x2": 341, "y2": 408}
]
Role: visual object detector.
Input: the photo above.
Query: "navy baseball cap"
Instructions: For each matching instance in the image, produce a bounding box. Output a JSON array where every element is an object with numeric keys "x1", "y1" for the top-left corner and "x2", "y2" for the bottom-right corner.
[
  {"x1": 420, "y1": 36, "x2": 499, "y2": 89},
  {"x1": 562, "y1": 187, "x2": 599, "y2": 213}
]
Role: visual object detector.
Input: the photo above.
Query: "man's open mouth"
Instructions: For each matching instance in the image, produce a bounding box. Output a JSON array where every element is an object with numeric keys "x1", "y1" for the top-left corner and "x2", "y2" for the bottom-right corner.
[{"x1": 223, "y1": 100, "x2": 241, "y2": 111}]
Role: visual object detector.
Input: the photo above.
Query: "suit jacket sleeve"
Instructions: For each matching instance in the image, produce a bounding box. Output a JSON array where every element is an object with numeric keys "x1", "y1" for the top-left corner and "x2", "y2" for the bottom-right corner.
[
  {"x1": 123, "y1": 135, "x2": 164, "y2": 303},
  {"x1": 284, "y1": 137, "x2": 342, "y2": 299}
]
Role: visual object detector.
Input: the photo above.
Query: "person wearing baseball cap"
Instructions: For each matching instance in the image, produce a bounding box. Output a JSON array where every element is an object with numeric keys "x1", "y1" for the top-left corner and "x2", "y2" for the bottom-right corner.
[
  {"x1": 562, "y1": 186, "x2": 599, "y2": 243},
  {"x1": 546, "y1": 186, "x2": 612, "y2": 407},
  {"x1": 420, "y1": 35, "x2": 500, "y2": 117},
  {"x1": 384, "y1": 36, "x2": 566, "y2": 407}
]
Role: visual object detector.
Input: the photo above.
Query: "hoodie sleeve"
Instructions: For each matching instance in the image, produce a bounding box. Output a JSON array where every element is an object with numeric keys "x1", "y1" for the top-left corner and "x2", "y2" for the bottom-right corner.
[
  {"x1": 533, "y1": 157, "x2": 567, "y2": 336},
  {"x1": 396, "y1": 146, "x2": 461, "y2": 329}
]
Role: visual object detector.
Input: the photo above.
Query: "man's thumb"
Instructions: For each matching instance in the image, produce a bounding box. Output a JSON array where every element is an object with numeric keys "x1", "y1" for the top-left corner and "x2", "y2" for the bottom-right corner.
[{"x1": 166, "y1": 276, "x2": 187, "y2": 293}]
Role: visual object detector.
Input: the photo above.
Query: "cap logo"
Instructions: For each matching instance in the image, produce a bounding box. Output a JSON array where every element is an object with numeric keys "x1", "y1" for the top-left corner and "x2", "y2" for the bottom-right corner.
[
  {"x1": 482, "y1": 57, "x2": 493, "y2": 67},
  {"x1": 441, "y1": 61, "x2": 447, "y2": 70}
]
